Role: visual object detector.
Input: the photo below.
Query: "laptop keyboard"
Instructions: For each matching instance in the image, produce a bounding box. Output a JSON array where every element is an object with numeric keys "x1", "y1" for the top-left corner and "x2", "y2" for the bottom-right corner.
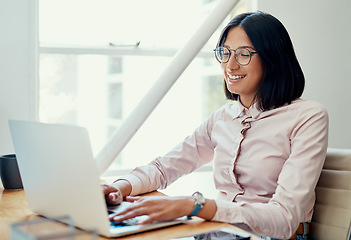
[
  {"x1": 110, "y1": 218, "x2": 140, "y2": 227},
  {"x1": 109, "y1": 210, "x2": 149, "y2": 228}
]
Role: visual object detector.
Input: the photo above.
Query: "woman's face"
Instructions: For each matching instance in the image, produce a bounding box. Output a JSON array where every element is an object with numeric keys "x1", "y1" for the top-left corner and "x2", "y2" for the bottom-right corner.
[{"x1": 221, "y1": 26, "x2": 264, "y2": 108}]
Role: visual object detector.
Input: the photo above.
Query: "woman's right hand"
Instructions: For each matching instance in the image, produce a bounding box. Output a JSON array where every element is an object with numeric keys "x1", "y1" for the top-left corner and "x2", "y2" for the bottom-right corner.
[
  {"x1": 102, "y1": 184, "x2": 123, "y2": 205},
  {"x1": 102, "y1": 179, "x2": 132, "y2": 205}
]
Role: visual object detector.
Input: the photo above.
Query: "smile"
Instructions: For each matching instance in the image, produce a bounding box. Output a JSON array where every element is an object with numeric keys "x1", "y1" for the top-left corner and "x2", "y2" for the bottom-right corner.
[{"x1": 227, "y1": 74, "x2": 245, "y2": 81}]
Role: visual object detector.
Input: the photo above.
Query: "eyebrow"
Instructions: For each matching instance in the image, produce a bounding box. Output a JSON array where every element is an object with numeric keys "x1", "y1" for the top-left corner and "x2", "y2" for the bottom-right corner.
[{"x1": 223, "y1": 44, "x2": 255, "y2": 50}]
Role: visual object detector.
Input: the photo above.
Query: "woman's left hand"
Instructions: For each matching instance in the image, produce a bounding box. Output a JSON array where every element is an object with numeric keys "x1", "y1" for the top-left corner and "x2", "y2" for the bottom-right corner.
[{"x1": 109, "y1": 195, "x2": 195, "y2": 224}]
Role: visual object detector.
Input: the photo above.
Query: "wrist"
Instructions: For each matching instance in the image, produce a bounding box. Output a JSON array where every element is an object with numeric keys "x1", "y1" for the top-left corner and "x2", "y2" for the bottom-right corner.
[
  {"x1": 188, "y1": 191, "x2": 205, "y2": 218},
  {"x1": 112, "y1": 179, "x2": 132, "y2": 197}
]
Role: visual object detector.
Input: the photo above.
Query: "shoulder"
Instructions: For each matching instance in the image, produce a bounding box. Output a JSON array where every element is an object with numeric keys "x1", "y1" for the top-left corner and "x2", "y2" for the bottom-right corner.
[
  {"x1": 287, "y1": 98, "x2": 328, "y2": 117},
  {"x1": 202, "y1": 102, "x2": 241, "y2": 128},
  {"x1": 258, "y1": 98, "x2": 328, "y2": 126},
  {"x1": 283, "y1": 99, "x2": 329, "y2": 131},
  {"x1": 196, "y1": 102, "x2": 239, "y2": 136},
  {"x1": 211, "y1": 102, "x2": 241, "y2": 120},
  {"x1": 259, "y1": 98, "x2": 328, "y2": 118}
]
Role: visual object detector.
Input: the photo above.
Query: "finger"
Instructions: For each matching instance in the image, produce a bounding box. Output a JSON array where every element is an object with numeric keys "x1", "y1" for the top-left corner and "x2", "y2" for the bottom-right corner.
[
  {"x1": 111, "y1": 200, "x2": 154, "y2": 222},
  {"x1": 125, "y1": 196, "x2": 141, "y2": 202},
  {"x1": 113, "y1": 201, "x2": 144, "y2": 217},
  {"x1": 117, "y1": 197, "x2": 166, "y2": 217},
  {"x1": 137, "y1": 215, "x2": 155, "y2": 225},
  {"x1": 111, "y1": 207, "x2": 144, "y2": 222},
  {"x1": 111, "y1": 214, "x2": 130, "y2": 222},
  {"x1": 137, "y1": 211, "x2": 170, "y2": 225}
]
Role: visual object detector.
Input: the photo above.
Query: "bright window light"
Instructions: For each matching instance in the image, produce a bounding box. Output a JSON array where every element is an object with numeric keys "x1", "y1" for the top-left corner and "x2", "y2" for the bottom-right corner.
[{"x1": 39, "y1": 0, "x2": 248, "y2": 176}]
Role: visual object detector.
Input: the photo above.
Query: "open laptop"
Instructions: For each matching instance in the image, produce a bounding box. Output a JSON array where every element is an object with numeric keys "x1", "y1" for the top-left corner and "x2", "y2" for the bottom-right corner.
[{"x1": 8, "y1": 119, "x2": 188, "y2": 238}]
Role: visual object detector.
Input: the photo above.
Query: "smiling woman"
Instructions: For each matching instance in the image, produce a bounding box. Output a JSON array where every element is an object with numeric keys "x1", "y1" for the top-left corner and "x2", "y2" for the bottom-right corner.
[{"x1": 103, "y1": 12, "x2": 328, "y2": 240}]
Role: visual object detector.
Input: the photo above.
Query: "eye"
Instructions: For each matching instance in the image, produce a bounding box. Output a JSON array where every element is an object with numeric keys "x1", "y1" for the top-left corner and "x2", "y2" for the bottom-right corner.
[
  {"x1": 214, "y1": 47, "x2": 231, "y2": 63},
  {"x1": 216, "y1": 47, "x2": 229, "y2": 58},
  {"x1": 237, "y1": 48, "x2": 250, "y2": 58}
]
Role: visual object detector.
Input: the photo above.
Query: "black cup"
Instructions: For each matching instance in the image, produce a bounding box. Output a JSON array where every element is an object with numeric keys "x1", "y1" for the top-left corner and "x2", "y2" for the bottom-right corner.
[{"x1": 0, "y1": 154, "x2": 23, "y2": 189}]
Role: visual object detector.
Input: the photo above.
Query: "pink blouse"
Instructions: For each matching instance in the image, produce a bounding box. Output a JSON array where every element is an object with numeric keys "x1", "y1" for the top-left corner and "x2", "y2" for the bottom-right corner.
[{"x1": 120, "y1": 98, "x2": 329, "y2": 239}]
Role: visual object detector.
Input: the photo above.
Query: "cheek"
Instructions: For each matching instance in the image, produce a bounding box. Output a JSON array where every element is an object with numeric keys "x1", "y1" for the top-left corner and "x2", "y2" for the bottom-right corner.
[
  {"x1": 253, "y1": 68, "x2": 264, "y2": 81},
  {"x1": 248, "y1": 62, "x2": 264, "y2": 84},
  {"x1": 253, "y1": 60, "x2": 265, "y2": 80}
]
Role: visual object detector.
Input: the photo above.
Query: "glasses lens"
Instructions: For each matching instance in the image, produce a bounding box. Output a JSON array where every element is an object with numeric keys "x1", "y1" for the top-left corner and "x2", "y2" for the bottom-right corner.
[
  {"x1": 235, "y1": 48, "x2": 251, "y2": 65},
  {"x1": 215, "y1": 47, "x2": 230, "y2": 63}
]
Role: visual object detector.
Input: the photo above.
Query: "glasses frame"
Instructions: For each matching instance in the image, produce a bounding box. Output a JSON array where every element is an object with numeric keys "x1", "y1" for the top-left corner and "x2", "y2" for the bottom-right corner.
[{"x1": 213, "y1": 46, "x2": 258, "y2": 66}]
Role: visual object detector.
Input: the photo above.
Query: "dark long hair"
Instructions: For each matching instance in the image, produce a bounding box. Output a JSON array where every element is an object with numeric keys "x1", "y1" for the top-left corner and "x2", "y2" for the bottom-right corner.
[{"x1": 217, "y1": 12, "x2": 305, "y2": 111}]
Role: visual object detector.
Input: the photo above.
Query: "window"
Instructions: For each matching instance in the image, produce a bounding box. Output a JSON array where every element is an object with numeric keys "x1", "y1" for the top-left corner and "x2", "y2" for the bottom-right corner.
[{"x1": 39, "y1": 0, "x2": 249, "y2": 176}]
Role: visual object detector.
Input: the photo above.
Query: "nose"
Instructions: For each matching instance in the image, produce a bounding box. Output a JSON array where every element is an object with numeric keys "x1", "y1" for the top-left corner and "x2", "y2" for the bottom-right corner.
[{"x1": 226, "y1": 54, "x2": 240, "y2": 71}]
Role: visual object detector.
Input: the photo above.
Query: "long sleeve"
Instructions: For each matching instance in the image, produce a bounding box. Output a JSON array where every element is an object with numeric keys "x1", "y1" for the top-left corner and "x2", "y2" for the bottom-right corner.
[
  {"x1": 119, "y1": 99, "x2": 329, "y2": 239},
  {"x1": 212, "y1": 100, "x2": 329, "y2": 239},
  {"x1": 120, "y1": 105, "x2": 221, "y2": 195}
]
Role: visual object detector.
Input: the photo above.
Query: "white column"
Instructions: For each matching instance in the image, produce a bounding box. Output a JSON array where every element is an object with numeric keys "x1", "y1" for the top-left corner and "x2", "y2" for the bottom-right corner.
[{"x1": 0, "y1": 0, "x2": 38, "y2": 155}]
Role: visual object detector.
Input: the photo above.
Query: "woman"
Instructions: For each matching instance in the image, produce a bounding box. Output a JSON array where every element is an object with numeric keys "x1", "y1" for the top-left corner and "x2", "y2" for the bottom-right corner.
[{"x1": 102, "y1": 12, "x2": 328, "y2": 240}]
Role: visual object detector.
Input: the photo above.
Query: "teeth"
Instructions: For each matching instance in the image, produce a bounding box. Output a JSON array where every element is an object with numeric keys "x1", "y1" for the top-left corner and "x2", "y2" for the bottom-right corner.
[{"x1": 228, "y1": 74, "x2": 245, "y2": 80}]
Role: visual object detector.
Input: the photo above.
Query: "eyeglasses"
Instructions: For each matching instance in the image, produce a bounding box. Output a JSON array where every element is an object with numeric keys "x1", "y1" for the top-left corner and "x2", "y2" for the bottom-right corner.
[{"x1": 213, "y1": 46, "x2": 258, "y2": 65}]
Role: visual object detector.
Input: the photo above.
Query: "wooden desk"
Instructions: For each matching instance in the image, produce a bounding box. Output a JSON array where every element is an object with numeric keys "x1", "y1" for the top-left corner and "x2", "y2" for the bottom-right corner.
[{"x1": 0, "y1": 187, "x2": 260, "y2": 240}]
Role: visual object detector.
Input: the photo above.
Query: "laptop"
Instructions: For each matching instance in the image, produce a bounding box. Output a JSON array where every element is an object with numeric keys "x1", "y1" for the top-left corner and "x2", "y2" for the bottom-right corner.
[{"x1": 8, "y1": 119, "x2": 188, "y2": 238}]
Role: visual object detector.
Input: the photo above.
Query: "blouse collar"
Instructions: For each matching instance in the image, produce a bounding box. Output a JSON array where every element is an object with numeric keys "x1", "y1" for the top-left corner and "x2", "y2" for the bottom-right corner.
[{"x1": 233, "y1": 99, "x2": 262, "y2": 120}]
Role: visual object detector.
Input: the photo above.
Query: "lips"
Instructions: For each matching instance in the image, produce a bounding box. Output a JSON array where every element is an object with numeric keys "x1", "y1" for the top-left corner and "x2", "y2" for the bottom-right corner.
[{"x1": 227, "y1": 73, "x2": 245, "y2": 83}]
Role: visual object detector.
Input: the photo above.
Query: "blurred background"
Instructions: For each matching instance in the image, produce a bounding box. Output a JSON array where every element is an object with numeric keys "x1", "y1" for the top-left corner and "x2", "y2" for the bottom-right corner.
[{"x1": 1, "y1": 0, "x2": 350, "y2": 196}]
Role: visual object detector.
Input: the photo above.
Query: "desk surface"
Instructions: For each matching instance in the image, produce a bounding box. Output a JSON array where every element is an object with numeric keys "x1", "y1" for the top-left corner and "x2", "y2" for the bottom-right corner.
[{"x1": 0, "y1": 187, "x2": 260, "y2": 240}]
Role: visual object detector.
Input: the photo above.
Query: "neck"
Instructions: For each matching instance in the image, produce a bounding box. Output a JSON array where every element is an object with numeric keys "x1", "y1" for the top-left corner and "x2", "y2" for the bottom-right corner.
[{"x1": 239, "y1": 96, "x2": 257, "y2": 109}]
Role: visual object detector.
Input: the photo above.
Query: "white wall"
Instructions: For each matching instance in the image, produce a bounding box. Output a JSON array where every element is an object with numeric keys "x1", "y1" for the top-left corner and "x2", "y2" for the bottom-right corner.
[
  {"x1": 258, "y1": 0, "x2": 351, "y2": 148},
  {"x1": 0, "y1": 1, "x2": 38, "y2": 155}
]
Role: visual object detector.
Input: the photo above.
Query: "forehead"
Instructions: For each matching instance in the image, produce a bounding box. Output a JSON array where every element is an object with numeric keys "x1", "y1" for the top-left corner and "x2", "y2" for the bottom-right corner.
[{"x1": 223, "y1": 26, "x2": 254, "y2": 49}]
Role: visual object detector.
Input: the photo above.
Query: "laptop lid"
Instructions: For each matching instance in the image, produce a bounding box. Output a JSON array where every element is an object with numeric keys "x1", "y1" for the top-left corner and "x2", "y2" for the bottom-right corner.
[
  {"x1": 8, "y1": 120, "x2": 113, "y2": 236},
  {"x1": 8, "y1": 120, "x2": 187, "y2": 238}
]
